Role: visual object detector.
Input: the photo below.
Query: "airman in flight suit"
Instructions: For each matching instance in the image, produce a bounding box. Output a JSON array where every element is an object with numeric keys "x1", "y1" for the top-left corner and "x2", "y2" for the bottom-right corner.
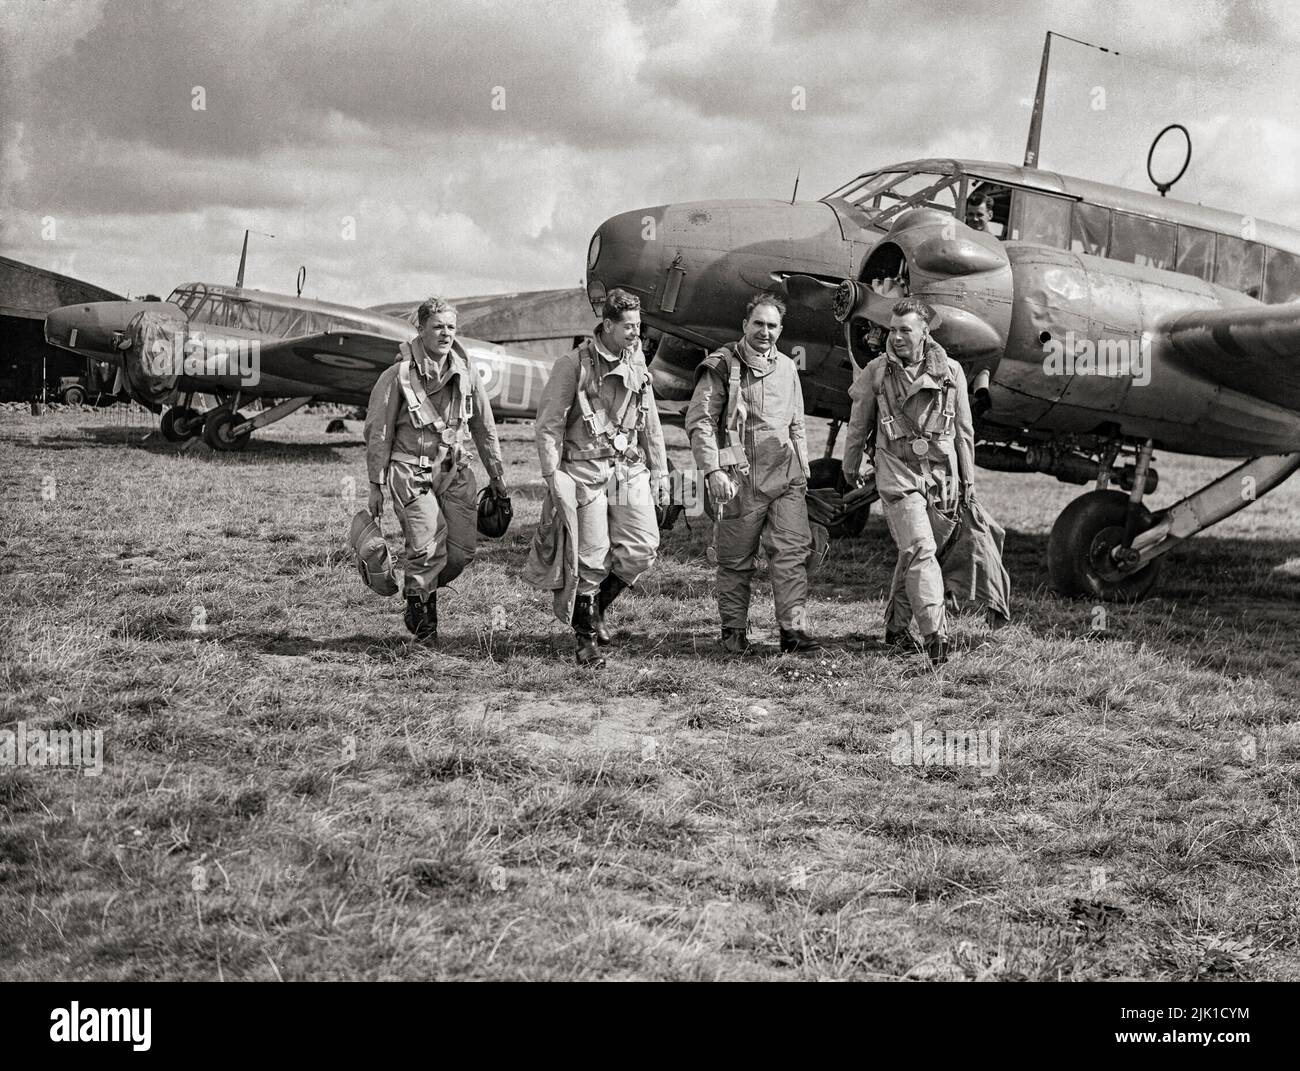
[
  {"x1": 365, "y1": 297, "x2": 507, "y2": 643},
  {"x1": 534, "y1": 288, "x2": 671, "y2": 667},
  {"x1": 841, "y1": 297, "x2": 976, "y2": 665},
  {"x1": 686, "y1": 291, "x2": 821, "y2": 655}
]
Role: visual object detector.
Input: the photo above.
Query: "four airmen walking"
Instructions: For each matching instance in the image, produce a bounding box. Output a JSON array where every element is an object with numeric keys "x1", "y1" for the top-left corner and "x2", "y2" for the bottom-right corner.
[{"x1": 363, "y1": 289, "x2": 1004, "y2": 664}]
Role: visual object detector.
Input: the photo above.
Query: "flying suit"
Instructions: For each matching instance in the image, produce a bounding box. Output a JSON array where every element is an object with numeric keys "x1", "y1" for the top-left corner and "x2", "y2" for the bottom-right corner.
[
  {"x1": 534, "y1": 329, "x2": 667, "y2": 604},
  {"x1": 841, "y1": 339, "x2": 976, "y2": 639},
  {"x1": 686, "y1": 338, "x2": 812, "y2": 631},
  {"x1": 364, "y1": 337, "x2": 504, "y2": 598}
]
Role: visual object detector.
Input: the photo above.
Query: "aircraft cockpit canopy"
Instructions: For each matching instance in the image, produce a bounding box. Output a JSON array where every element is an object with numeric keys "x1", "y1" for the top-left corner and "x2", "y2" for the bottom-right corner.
[
  {"x1": 823, "y1": 159, "x2": 1300, "y2": 304},
  {"x1": 825, "y1": 167, "x2": 962, "y2": 229},
  {"x1": 164, "y1": 284, "x2": 393, "y2": 339}
]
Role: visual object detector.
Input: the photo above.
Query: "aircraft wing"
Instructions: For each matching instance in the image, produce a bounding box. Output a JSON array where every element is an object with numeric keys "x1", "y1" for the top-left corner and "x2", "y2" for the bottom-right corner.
[
  {"x1": 253, "y1": 331, "x2": 553, "y2": 417},
  {"x1": 1159, "y1": 301, "x2": 1300, "y2": 414},
  {"x1": 249, "y1": 331, "x2": 403, "y2": 401}
]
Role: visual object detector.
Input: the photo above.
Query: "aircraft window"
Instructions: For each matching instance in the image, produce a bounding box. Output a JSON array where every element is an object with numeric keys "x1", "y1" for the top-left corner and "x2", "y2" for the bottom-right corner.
[
  {"x1": 167, "y1": 287, "x2": 204, "y2": 315},
  {"x1": 195, "y1": 295, "x2": 238, "y2": 329},
  {"x1": 1215, "y1": 235, "x2": 1265, "y2": 297},
  {"x1": 187, "y1": 296, "x2": 217, "y2": 325},
  {"x1": 965, "y1": 183, "x2": 1010, "y2": 238},
  {"x1": 1111, "y1": 213, "x2": 1176, "y2": 270},
  {"x1": 232, "y1": 301, "x2": 259, "y2": 331},
  {"x1": 1070, "y1": 203, "x2": 1110, "y2": 256},
  {"x1": 836, "y1": 170, "x2": 960, "y2": 226},
  {"x1": 1007, "y1": 191, "x2": 1071, "y2": 248},
  {"x1": 254, "y1": 305, "x2": 289, "y2": 336},
  {"x1": 1263, "y1": 249, "x2": 1300, "y2": 303},
  {"x1": 1174, "y1": 226, "x2": 1215, "y2": 282},
  {"x1": 834, "y1": 170, "x2": 908, "y2": 206},
  {"x1": 280, "y1": 311, "x2": 311, "y2": 336},
  {"x1": 877, "y1": 173, "x2": 958, "y2": 214},
  {"x1": 327, "y1": 316, "x2": 372, "y2": 333}
]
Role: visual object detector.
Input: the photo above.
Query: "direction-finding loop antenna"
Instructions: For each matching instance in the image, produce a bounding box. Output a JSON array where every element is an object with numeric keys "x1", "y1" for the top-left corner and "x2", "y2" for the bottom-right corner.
[
  {"x1": 1147, "y1": 123, "x2": 1191, "y2": 197},
  {"x1": 296, "y1": 266, "x2": 307, "y2": 297}
]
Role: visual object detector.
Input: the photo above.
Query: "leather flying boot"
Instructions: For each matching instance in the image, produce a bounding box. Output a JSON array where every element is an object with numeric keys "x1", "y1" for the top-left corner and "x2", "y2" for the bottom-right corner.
[
  {"x1": 572, "y1": 594, "x2": 606, "y2": 668},
  {"x1": 923, "y1": 632, "x2": 949, "y2": 666},
  {"x1": 720, "y1": 627, "x2": 751, "y2": 655},
  {"x1": 404, "y1": 593, "x2": 437, "y2": 644},
  {"x1": 884, "y1": 628, "x2": 920, "y2": 653},
  {"x1": 779, "y1": 628, "x2": 823, "y2": 654},
  {"x1": 594, "y1": 573, "x2": 629, "y2": 647}
]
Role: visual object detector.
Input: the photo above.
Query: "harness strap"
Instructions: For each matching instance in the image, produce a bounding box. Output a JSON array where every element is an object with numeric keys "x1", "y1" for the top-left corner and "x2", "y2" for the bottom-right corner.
[
  {"x1": 574, "y1": 342, "x2": 647, "y2": 461},
  {"x1": 714, "y1": 346, "x2": 750, "y2": 475},
  {"x1": 397, "y1": 357, "x2": 472, "y2": 448},
  {"x1": 562, "y1": 444, "x2": 618, "y2": 461},
  {"x1": 876, "y1": 362, "x2": 955, "y2": 447},
  {"x1": 390, "y1": 449, "x2": 455, "y2": 471}
]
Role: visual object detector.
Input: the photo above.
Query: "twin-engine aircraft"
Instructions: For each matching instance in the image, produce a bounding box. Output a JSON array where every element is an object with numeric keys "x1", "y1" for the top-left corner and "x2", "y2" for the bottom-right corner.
[
  {"x1": 43, "y1": 281, "x2": 553, "y2": 450},
  {"x1": 586, "y1": 157, "x2": 1300, "y2": 599}
]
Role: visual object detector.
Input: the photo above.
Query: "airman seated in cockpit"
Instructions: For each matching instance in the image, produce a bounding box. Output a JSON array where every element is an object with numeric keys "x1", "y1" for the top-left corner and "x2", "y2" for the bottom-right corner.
[{"x1": 965, "y1": 191, "x2": 1005, "y2": 239}]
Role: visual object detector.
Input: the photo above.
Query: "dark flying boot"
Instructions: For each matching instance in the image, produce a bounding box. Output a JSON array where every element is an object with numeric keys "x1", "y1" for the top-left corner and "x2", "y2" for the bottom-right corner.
[
  {"x1": 403, "y1": 593, "x2": 437, "y2": 644},
  {"x1": 572, "y1": 594, "x2": 606, "y2": 668},
  {"x1": 594, "y1": 573, "x2": 629, "y2": 647},
  {"x1": 779, "y1": 628, "x2": 823, "y2": 654},
  {"x1": 923, "y1": 632, "x2": 949, "y2": 666},
  {"x1": 884, "y1": 628, "x2": 920, "y2": 653},
  {"x1": 720, "y1": 627, "x2": 751, "y2": 656}
]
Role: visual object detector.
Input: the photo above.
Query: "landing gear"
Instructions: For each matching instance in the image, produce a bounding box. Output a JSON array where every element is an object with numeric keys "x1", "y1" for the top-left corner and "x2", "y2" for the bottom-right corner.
[
  {"x1": 197, "y1": 396, "x2": 313, "y2": 452},
  {"x1": 160, "y1": 406, "x2": 202, "y2": 442},
  {"x1": 1047, "y1": 490, "x2": 1162, "y2": 600},
  {"x1": 203, "y1": 407, "x2": 252, "y2": 451}
]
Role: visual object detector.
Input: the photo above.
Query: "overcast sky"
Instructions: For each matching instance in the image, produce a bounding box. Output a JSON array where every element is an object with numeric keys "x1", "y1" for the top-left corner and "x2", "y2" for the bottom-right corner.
[{"x1": 2, "y1": 0, "x2": 1297, "y2": 307}]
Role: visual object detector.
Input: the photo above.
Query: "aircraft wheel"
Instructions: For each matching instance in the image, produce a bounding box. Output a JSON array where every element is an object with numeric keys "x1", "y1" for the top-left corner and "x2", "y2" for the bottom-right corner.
[
  {"x1": 808, "y1": 457, "x2": 868, "y2": 537},
  {"x1": 161, "y1": 406, "x2": 200, "y2": 442},
  {"x1": 61, "y1": 385, "x2": 86, "y2": 406},
  {"x1": 1047, "y1": 489, "x2": 1161, "y2": 601},
  {"x1": 203, "y1": 408, "x2": 252, "y2": 452}
]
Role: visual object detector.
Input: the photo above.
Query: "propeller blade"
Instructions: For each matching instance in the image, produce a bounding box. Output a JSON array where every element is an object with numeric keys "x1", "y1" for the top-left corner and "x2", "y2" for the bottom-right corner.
[{"x1": 783, "y1": 273, "x2": 840, "y2": 311}]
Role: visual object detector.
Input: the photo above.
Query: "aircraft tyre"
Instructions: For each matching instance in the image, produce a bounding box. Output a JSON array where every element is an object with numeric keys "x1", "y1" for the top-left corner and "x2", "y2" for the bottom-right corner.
[
  {"x1": 1047, "y1": 489, "x2": 1161, "y2": 601},
  {"x1": 161, "y1": 406, "x2": 201, "y2": 442},
  {"x1": 808, "y1": 457, "x2": 868, "y2": 538},
  {"x1": 203, "y1": 407, "x2": 252, "y2": 452}
]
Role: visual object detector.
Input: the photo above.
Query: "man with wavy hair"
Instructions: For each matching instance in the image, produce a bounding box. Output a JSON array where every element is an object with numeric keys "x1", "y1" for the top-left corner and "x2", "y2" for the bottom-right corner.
[
  {"x1": 533, "y1": 288, "x2": 670, "y2": 667},
  {"x1": 841, "y1": 297, "x2": 976, "y2": 665},
  {"x1": 365, "y1": 296, "x2": 507, "y2": 643}
]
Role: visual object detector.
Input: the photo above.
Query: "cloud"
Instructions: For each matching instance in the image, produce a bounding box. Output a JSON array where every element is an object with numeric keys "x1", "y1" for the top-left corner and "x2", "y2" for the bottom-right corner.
[{"x1": 2, "y1": 0, "x2": 1297, "y2": 307}]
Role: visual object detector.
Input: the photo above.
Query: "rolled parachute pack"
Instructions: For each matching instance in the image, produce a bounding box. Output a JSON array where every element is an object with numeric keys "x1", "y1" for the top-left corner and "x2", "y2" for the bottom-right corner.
[{"x1": 348, "y1": 510, "x2": 399, "y2": 596}]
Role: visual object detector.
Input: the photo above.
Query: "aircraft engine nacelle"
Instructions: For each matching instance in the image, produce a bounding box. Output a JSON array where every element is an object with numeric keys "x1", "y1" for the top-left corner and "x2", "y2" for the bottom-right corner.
[
  {"x1": 833, "y1": 207, "x2": 1013, "y2": 381},
  {"x1": 121, "y1": 307, "x2": 190, "y2": 406}
]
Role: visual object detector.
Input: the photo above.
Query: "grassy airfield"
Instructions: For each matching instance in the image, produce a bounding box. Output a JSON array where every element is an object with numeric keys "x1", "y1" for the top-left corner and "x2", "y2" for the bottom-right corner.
[{"x1": 1, "y1": 405, "x2": 1298, "y2": 981}]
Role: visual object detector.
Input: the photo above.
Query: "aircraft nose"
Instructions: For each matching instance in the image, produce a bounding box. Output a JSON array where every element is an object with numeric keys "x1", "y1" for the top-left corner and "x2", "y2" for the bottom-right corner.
[
  {"x1": 44, "y1": 301, "x2": 130, "y2": 357},
  {"x1": 586, "y1": 206, "x2": 668, "y2": 316}
]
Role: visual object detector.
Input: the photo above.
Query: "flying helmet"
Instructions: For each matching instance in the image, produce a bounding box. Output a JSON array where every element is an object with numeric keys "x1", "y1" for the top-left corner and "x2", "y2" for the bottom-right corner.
[
  {"x1": 477, "y1": 486, "x2": 513, "y2": 538},
  {"x1": 348, "y1": 510, "x2": 399, "y2": 596}
]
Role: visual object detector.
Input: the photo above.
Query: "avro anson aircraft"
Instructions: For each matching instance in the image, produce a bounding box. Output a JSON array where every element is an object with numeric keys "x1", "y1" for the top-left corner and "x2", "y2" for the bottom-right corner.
[
  {"x1": 43, "y1": 280, "x2": 552, "y2": 450},
  {"x1": 587, "y1": 156, "x2": 1300, "y2": 600}
]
